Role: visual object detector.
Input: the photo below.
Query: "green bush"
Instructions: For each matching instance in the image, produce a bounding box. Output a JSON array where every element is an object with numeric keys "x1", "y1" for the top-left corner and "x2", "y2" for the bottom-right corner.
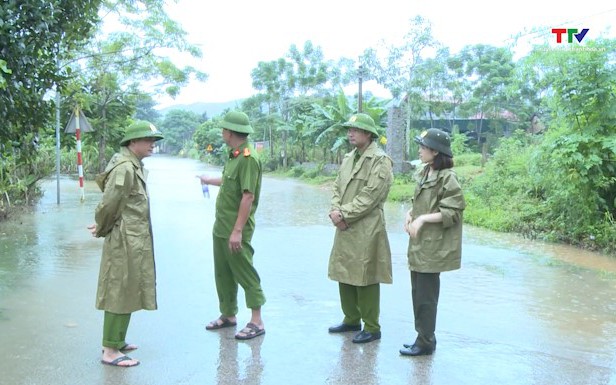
[
  {"x1": 455, "y1": 153, "x2": 482, "y2": 167},
  {"x1": 290, "y1": 166, "x2": 305, "y2": 177},
  {"x1": 464, "y1": 130, "x2": 546, "y2": 233}
]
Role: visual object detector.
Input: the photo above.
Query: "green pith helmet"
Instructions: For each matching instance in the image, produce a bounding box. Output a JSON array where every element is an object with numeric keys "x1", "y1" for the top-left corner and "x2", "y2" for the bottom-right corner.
[
  {"x1": 220, "y1": 111, "x2": 253, "y2": 134},
  {"x1": 414, "y1": 128, "x2": 453, "y2": 157},
  {"x1": 341, "y1": 113, "x2": 379, "y2": 137},
  {"x1": 120, "y1": 120, "x2": 164, "y2": 146}
]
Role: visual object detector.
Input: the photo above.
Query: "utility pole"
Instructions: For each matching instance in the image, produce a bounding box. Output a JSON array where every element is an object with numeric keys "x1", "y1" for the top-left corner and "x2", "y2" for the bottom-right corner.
[
  {"x1": 358, "y1": 63, "x2": 363, "y2": 113},
  {"x1": 55, "y1": 85, "x2": 61, "y2": 204}
]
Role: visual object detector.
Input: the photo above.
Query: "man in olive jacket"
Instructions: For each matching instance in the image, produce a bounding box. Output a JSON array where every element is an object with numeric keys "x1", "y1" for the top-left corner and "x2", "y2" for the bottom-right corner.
[
  {"x1": 327, "y1": 113, "x2": 393, "y2": 344},
  {"x1": 88, "y1": 120, "x2": 163, "y2": 367}
]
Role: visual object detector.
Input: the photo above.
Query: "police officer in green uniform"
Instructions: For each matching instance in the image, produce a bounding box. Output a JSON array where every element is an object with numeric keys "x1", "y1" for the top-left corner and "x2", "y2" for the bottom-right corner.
[
  {"x1": 400, "y1": 128, "x2": 466, "y2": 356},
  {"x1": 327, "y1": 113, "x2": 394, "y2": 344},
  {"x1": 88, "y1": 120, "x2": 164, "y2": 367},
  {"x1": 198, "y1": 111, "x2": 266, "y2": 340}
]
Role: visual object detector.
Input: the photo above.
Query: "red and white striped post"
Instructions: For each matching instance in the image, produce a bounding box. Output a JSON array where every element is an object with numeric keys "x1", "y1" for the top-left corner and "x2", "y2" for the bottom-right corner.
[
  {"x1": 63, "y1": 106, "x2": 92, "y2": 203},
  {"x1": 75, "y1": 107, "x2": 85, "y2": 202}
]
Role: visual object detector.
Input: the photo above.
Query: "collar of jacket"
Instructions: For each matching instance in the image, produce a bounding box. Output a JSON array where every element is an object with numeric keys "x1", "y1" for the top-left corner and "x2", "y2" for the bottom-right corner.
[
  {"x1": 229, "y1": 141, "x2": 249, "y2": 158},
  {"x1": 350, "y1": 141, "x2": 377, "y2": 170},
  {"x1": 120, "y1": 146, "x2": 147, "y2": 184},
  {"x1": 417, "y1": 166, "x2": 442, "y2": 190},
  {"x1": 96, "y1": 148, "x2": 145, "y2": 191},
  {"x1": 120, "y1": 146, "x2": 143, "y2": 166}
]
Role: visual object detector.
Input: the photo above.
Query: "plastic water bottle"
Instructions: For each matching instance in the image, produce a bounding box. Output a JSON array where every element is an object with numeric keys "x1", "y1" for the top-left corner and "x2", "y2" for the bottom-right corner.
[{"x1": 201, "y1": 183, "x2": 210, "y2": 198}]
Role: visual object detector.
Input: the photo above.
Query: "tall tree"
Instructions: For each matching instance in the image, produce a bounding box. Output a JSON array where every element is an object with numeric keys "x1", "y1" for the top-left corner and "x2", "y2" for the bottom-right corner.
[
  {"x1": 0, "y1": 0, "x2": 101, "y2": 207},
  {"x1": 134, "y1": 93, "x2": 162, "y2": 123},
  {"x1": 287, "y1": 41, "x2": 329, "y2": 96},
  {"x1": 455, "y1": 44, "x2": 516, "y2": 141},
  {"x1": 65, "y1": 0, "x2": 207, "y2": 171},
  {"x1": 159, "y1": 109, "x2": 203, "y2": 154},
  {"x1": 410, "y1": 48, "x2": 451, "y2": 127},
  {"x1": 362, "y1": 15, "x2": 439, "y2": 162},
  {"x1": 252, "y1": 41, "x2": 334, "y2": 167},
  {"x1": 252, "y1": 58, "x2": 293, "y2": 158}
]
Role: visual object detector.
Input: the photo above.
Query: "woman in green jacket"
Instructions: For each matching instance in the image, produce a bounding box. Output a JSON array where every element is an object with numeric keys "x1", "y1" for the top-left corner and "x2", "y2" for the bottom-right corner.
[
  {"x1": 88, "y1": 121, "x2": 164, "y2": 367},
  {"x1": 400, "y1": 128, "x2": 465, "y2": 356}
]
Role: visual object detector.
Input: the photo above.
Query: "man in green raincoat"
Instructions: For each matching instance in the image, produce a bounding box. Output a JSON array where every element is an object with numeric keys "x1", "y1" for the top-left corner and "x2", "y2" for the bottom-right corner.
[
  {"x1": 327, "y1": 113, "x2": 394, "y2": 344},
  {"x1": 88, "y1": 120, "x2": 163, "y2": 367}
]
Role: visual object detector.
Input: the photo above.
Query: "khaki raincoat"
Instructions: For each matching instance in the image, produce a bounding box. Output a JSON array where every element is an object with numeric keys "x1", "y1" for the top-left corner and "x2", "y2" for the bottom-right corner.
[
  {"x1": 408, "y1": 166, "x2": 465, "y2": 273},
  {"x1": 93, "y1": 147, "x2": 157, "y2": 314},
  {"x1": 328, "y1": 141, "x2": 393, "y2": 286}
]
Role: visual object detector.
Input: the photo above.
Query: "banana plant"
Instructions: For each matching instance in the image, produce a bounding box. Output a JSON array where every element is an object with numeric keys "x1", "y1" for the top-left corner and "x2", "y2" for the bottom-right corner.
[{"x1": 310, "y1": 88, "x2": 389, "y2": 159}]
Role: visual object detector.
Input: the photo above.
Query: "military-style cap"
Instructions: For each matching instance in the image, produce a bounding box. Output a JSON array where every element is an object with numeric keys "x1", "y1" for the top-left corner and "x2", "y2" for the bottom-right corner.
[
  {"x1": 220, "y1": 111, "x2": 253, "y2": 134},
  {"x1": 341, "y1": 113, "x2": 379, "y2": 137},
  {"x1": 120, "y1": 120, "x2": 164, "y2": 146},
  {"x1": 414, "y1": 128, "x2": 453, "y2": 157}
]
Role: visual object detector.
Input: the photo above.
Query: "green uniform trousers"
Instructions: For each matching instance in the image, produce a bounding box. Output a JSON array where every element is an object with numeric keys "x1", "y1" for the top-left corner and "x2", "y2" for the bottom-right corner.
[
  {"x1": 338, "y1": 282, "x2": 381, "y2": 333},
  {"x1": 102, "y1": 311, "x2": 131, "y2": 349},
  {"x1": 411, "y1": 271, "x2": 440, "y2": 348},
  {"x1": 213, "y1": 235, "x2": 266, "y2": 316}
]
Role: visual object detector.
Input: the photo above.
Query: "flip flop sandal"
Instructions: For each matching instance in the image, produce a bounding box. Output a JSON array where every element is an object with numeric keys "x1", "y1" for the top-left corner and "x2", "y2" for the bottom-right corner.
[
  {"x1": 101, "y1": 355, "x2": 140, "y2": 367},
  {"x1": 235, "y1": 322, "x2": 265, "y2": 340},
  {"x1": 205, "y1": 317, "x2": 237, "y2": 330},
  {"x1": 101, "y1": 343, "x2": 138, "y2": 354},
  {"x1": 120, "y1": 344, "x2": 138, "y2": 352}
]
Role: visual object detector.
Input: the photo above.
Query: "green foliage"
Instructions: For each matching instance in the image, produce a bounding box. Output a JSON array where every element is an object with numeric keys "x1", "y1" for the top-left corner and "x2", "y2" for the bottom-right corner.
[
  {"x1": 159, "y1": 109, "x2": 203, "y2": 154},
  {"x1": 388, "y1": 175, "x2": 416, "y2": 202},
  {"x1": 310, "y1": 88, "x2": 388, "y2": 157},
  {"x1": 464, "y1": 130, "x2": 544, "y2": 234},
  {"x1": 451, "y1": 132, "x2": 470, "y2": 156},
  {"x1": 0, "y1": 0, "x2": 211, "y2": 209},
  {"x1": 523, "y1": 39, "x2": 616, "y2": 251},
  {"x1": 0, "y1": 0, "x2": 101, "y2": 208},
  {"x1": 454, "y1": 153, "x2": 482, "y2": 167},
  {"x1": 134, "y1": 94, "x2": 162, "y2": 123},
  {"x1": 0, "y1": 59, "x2": 11, "y2": 89},
  {"x1": 257, "y1": 150, "x2": 278, "y2": 172},
  {"x1": 286, "y1": 41, "x2": 329, "y2": 94},
  {"x1": 191, "y1": 119, "x2": 226, "y2": 165}
]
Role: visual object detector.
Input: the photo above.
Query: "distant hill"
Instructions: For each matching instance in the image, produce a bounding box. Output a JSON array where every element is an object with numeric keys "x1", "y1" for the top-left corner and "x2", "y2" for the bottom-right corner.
[{"x1": 156, "y1": 100, "x2": 244, "y2": 118}]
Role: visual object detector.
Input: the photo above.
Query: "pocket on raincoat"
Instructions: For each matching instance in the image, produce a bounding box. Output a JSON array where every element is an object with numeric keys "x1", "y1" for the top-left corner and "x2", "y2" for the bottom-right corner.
[
  {"x1": 352, "y1": 167, "x2": 369, "y2": 182},
  {"x1": 410, "y1": 224, "x2": 443, "y2": 254}
]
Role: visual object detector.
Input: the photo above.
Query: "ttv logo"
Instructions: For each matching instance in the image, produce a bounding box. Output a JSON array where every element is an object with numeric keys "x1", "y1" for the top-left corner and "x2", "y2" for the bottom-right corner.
[{"x1": 551, "y1": 28, "x2": 589, "y2": 43}]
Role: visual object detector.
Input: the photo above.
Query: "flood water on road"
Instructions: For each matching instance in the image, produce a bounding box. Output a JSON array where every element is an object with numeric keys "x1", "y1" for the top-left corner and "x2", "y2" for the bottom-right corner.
[{"x1": 0, "y1": 155, "x2": 615, "y2": 385}]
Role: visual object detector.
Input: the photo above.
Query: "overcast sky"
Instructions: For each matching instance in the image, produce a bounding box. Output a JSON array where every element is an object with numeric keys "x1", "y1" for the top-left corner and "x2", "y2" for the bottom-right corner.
[{"x1": 154, "y1": 0, "x2": 615, "y2": 108}]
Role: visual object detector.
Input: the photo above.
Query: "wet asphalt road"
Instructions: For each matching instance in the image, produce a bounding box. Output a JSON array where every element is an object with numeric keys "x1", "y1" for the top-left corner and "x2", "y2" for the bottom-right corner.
[{"x1": 0, "y1": 155, "x2": 615, "y2": 385}]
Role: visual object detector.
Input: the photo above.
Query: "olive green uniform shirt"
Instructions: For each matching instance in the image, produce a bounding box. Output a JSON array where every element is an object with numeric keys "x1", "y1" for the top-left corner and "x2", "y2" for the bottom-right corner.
[{"x1": 213, "y1": 142, "x2": 261, "y2": 240}]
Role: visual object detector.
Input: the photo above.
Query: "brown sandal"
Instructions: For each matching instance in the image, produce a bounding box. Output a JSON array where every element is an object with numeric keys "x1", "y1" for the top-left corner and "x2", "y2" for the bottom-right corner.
[
  {"x1": 235, "y1": 322, "x2": 265, "y2": 340},
  {"x1": 205, "y1": 317, "x2": 237, "y2": 330}
]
